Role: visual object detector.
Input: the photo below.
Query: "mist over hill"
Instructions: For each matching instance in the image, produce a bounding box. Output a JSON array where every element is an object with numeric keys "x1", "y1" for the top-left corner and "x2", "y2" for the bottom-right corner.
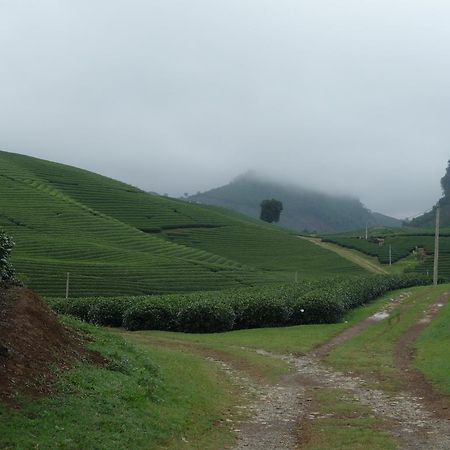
[
  {"x1": 188, "y1": 172, "x2": 401, "y2": 233},
  {"x1": 408, "y1": 159, "x2": 450, "y2": 228}
]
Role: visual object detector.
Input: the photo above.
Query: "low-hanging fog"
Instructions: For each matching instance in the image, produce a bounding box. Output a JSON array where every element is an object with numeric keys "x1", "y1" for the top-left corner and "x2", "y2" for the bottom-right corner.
[{"x1": 1, "y1": 0, "x2": 449, "y2": 219}]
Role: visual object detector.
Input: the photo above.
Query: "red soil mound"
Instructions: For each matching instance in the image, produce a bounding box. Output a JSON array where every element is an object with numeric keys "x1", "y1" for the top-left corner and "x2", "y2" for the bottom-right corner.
[{"x1": 0, "y1": 287, "x2": 102, "y2": 404}]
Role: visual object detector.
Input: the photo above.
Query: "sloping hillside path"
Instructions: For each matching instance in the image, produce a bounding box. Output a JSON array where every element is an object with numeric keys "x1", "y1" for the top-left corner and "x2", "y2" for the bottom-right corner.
[
  {"x1": 299, "y1": 236, "x2": 389, "y2": 275},
  {"x1": 230, "y1": 290, "x2": 450, "y2": 449}
]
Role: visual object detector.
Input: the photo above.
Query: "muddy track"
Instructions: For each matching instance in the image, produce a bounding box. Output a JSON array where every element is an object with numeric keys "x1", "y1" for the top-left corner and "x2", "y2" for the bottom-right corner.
[
  {"x1": 313, "y1": 291, "x2": 411, "y2": 358},
  {"x1": 230, "y1": 291, "x2": 450, "y2": 450},
  {"x1": 394, "y1": 292, "x2": 450, "y2": 420}
]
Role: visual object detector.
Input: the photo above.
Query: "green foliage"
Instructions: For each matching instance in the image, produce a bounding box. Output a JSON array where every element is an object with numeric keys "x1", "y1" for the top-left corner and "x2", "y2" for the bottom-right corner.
[
  {"x1": 178, "y1": 301, "x2": 236, "y2": 333},
  {"x1": 324, "y1": 230, "x2": 450, "y2": 280},
  {"x1": 164, "y1": 223, "x2": 364, "y2": 277},
  {"x1": 290, "y1": 292, "x2": 345, "y2": 324},
  {"x1": 409, "y1": 159, "x2": 450, "y2": 228},
  {"x1": 0, "y1": 230, "x2": 16, "y2": 283},
  {"x1": 0, "y1": 318, "x2": 238, "y2": 449},
  {"x1": 0, "y1": 150, "x2": 363, "y2": 297},
  {"x1": 87, "y1": 297, "x2": 133, "y2": 326},
  {"x1": 260, "y1": 198, "x2": 283, "y2": 223},
  {"x1": 441, "y1": 159, "x2": 450, "y2": 198},
  {"x1": 49, "y1": 274, "x2": 431, "y2": 333},
  {"x1": 231, "y1": 295, "x2": 290, "y2": 329},
  {"x1": 415, "y1": 299, "x2": 450, "y2": 394},
  {"x1": 122, "y1": 301, "x2": 178, "y2": 331}
]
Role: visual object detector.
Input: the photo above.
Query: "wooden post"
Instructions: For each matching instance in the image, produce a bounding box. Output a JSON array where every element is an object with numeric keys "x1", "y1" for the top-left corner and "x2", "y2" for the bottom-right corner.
[
  {"x1": 433, "y1": 207, "x2": 440, "y2": 286},
  {"x1": 65, "y1": 272, "x2": 70, "y2": 300}
]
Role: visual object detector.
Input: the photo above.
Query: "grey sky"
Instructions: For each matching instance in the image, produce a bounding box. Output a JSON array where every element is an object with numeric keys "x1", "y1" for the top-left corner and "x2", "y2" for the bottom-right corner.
[{"x1": 0, "y1": 0, "x2": 449, "y2": 218}]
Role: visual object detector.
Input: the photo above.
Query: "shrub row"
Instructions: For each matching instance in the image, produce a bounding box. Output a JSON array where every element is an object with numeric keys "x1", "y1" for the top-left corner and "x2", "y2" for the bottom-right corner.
[{"x1": 48, "y1": 274, "x2": 432, "y2": 333}]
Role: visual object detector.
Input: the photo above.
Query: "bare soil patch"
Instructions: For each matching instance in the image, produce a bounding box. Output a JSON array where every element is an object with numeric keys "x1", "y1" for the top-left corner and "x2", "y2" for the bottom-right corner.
[{"x1": 0, "y1": 287, "x2": 103, "y2": 405}]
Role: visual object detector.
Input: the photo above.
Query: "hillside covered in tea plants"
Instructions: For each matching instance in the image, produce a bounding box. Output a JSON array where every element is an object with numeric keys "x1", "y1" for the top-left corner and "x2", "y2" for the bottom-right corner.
[
  {"x1": 322, "y1": 227, "x2": 450, "y2": 280},
  {"x1": 0, "y1": 151, "x2": 365, "y2": 297}
]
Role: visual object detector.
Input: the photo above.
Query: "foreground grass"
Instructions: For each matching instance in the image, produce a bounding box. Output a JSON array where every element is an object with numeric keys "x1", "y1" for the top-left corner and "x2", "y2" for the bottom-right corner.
[
  {"x1": 122, "y1": 331, "x2": 290, "y2": 384},
  {"x1": 301, "y1": 388, "x2": 397, "y2": 450},
  {"x1": 325, "y1": 284, "x2": 450, "y2": 392},
  {"x1": 0, "y1": 318, "x2": 239, "y2": 450},
  {"x1": 415, "y1": 299, "x2": 450, "y2": 394},
  {"x1": 3, "y1": 285, "x2": 439, "y2": 449}
]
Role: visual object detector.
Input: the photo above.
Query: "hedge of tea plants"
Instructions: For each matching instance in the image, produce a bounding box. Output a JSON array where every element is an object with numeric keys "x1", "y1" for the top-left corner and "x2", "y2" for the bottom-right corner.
[{"x1": 47, "y1": 274, "x2": 432, "y2": 333}]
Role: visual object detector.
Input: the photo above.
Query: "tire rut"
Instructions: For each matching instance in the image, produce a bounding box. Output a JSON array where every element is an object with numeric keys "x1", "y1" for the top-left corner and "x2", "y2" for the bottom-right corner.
[
  {"x1": 227, "y1": 291, "x2": 450, "y2": 450},
  {"x1": 394, "y1": 292, "x2": 450, "y2": 420}
]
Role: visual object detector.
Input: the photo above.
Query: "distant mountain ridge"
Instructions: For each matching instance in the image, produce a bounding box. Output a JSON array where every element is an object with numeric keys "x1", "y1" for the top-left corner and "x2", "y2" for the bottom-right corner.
[{"x1": 188, "y1": 173, "x2": 401, "y2": 233}]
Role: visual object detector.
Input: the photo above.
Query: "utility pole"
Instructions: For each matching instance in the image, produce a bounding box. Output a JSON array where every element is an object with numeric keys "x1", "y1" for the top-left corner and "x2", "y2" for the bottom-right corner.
[
  {"x1": 389, "y1": 244, "x2": 392, "y2": 267},
  {"x1": 433, "y1": 207, "x2": 440, "y2": 286},
  {"x1": 365, "y1": 223, "x2": 368, "y2": 240},
  {"x1": 65, "y1": 272, "x2": 70, "y2": 300}
]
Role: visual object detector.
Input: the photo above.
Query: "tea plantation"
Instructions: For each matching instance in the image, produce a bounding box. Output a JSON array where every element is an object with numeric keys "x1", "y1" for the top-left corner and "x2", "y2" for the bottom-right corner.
[
  {"x1": 0, "y1": 151, "x2": 364, "y2": 297},
  {"x1": 48, "y1": 274, "x2": 431, "y2": 332},
  {"x1": 323, "y1": 228, "x2": 450, "y2": 279}
]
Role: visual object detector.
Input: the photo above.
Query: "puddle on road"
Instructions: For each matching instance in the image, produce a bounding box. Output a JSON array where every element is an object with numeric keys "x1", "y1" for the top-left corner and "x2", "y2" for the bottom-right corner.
[{"x1": 371, "y1": 311, "x2": 390, "y2": 321}]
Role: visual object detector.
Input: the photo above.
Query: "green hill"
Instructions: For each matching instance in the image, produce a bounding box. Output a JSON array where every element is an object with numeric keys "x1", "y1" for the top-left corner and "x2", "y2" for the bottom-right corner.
[
  {"x1": 188, "y1": 172, "x2": 401, "y2": 233},
  {"x1": 0, "y1": 151, "x2": 365, "y2": 296}
]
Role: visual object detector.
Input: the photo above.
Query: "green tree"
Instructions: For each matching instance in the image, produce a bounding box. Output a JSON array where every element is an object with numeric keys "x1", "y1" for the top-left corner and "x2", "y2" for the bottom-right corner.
[
  {"x1": 0, "y1": 231, "x2": 16, "y2": 283},
  {"x1": 260, "y1": 199, "x2": 283, "y2": 223},
  {"x1": 441, "y1": 159, "x2": 450, "y2": 198}
]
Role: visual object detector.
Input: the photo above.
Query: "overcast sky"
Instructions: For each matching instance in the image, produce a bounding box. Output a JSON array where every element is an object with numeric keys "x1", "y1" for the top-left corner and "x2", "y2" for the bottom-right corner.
[{"x1": 1, "y1": 1, "x2": 449, "y2": 218}]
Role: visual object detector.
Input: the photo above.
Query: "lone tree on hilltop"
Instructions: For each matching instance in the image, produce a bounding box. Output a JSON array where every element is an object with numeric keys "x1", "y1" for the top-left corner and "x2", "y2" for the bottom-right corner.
[
  {"x1": 260, "y1": 199, "x2": 283, "y2": 223},
  {"x1": 0, "y1": 231, "x2": 16, "y2": 284},
  {"x1": 441, "y1": 159, "x2": 450, "y2": 198}
]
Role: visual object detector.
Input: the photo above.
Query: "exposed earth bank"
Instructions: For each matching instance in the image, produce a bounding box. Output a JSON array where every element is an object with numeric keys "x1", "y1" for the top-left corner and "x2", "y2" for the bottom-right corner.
[{"x1": 0, "y1": 287, "x2": 102, "y2": 405}]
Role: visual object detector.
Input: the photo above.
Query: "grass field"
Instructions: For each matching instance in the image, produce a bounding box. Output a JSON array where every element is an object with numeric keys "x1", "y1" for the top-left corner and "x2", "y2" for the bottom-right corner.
[
  {"x1": 0, "y1": 150, "x2": 365, "y2": 297},
  {"x1": 0, "y1": 318, "x2": 242, "y2": 450}
]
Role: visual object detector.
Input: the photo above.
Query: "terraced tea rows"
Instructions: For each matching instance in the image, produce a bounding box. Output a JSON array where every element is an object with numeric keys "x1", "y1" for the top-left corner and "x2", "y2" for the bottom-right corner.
[
  {"x1": 164, "y1": 224, "x2": 363, "y2": 277},
  {"x1": 324, "y1": 231, "x2": 450, "y2": 279},
  {"x1": 0, "y1": 151, "x2": 364, "y2": 296}
]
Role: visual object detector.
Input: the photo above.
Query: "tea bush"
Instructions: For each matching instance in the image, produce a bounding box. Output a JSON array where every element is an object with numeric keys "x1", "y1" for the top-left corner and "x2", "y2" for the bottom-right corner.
[
  {"x1": 177, "y1": 301, "x2": 236, "y2": 333},
  {"x1": 47, "y1": 274, "x2": 432, "y2": 333},
  {"x1": 87, "y1": 297, "x2": 133, "y2": 326},
  {"x1": 123, "y1": 297, "x2": 183, "y2": 331}
]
